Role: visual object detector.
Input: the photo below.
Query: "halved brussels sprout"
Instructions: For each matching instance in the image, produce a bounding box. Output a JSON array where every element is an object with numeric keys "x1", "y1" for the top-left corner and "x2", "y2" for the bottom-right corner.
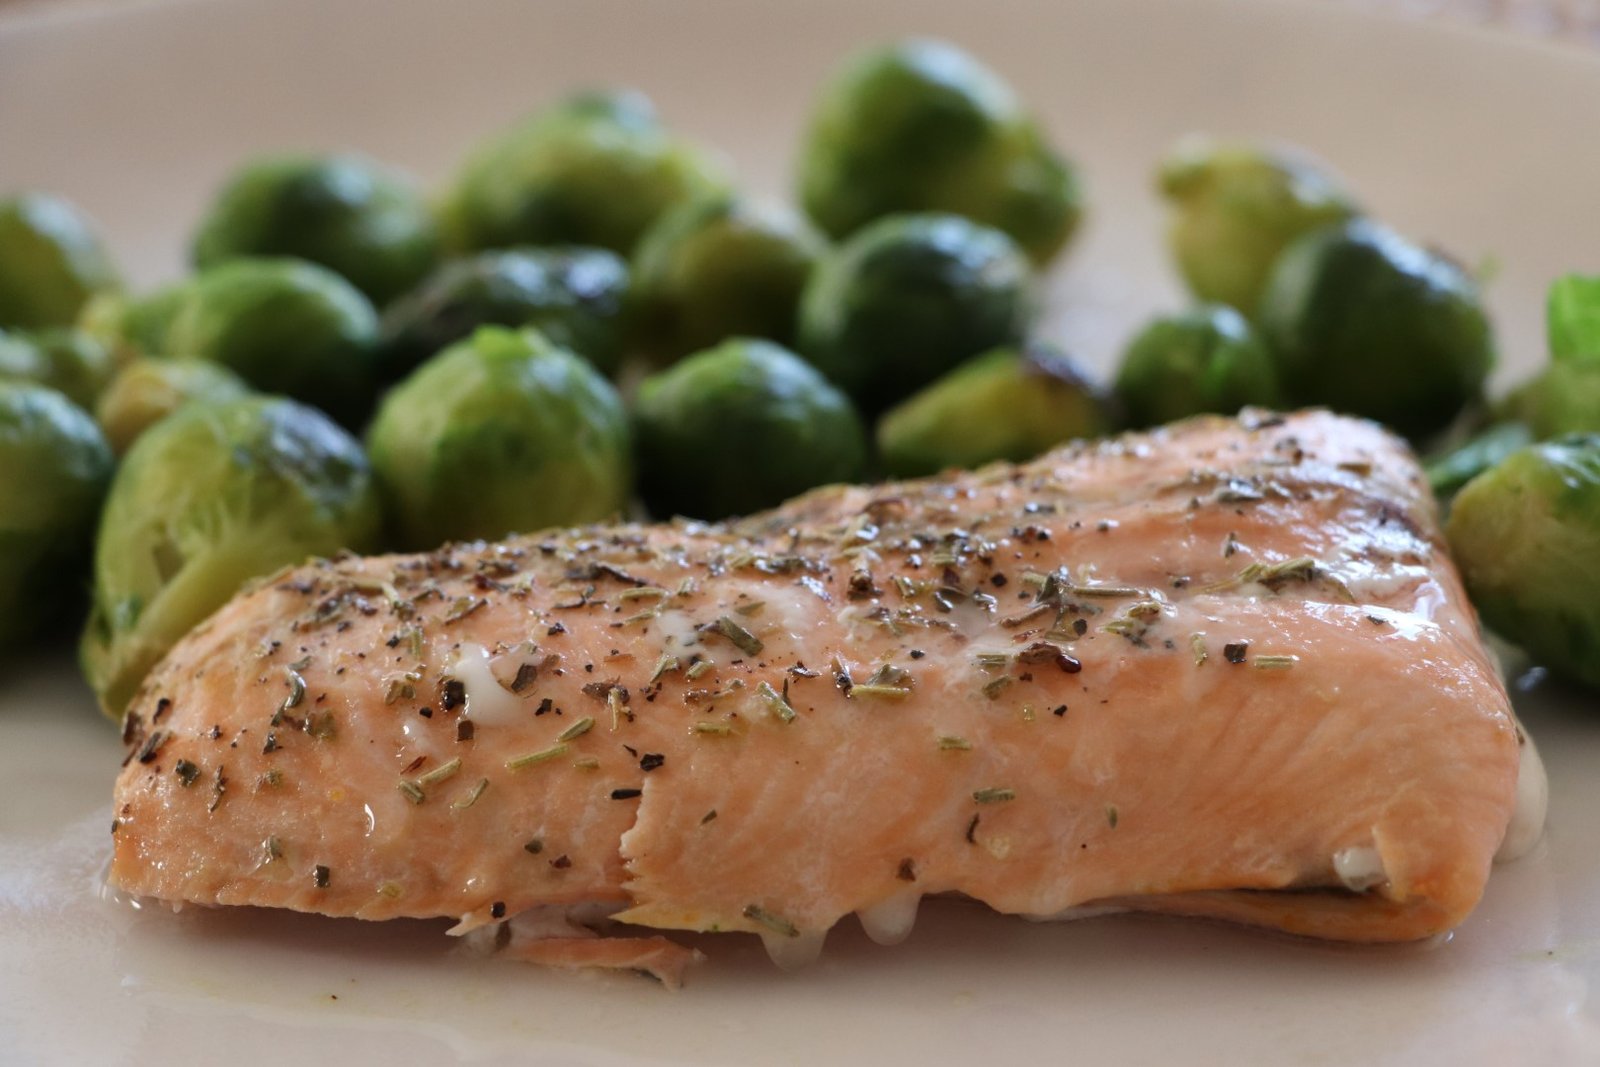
[
  {"x1": 441, "y1": 89, "x2": 728, "y2": 255},
  {"x1": 1115, "y1": 304, "x2": 1282, "y2": 428},
  {"x1": 0, "y1": 382, "x2": 114, "y2": 644},
  {"x1": 1447, "y1": 434, "x2": 1600, "y2": 689},
  {"x1": 632, "y1": 337, "x2": 866, "y2": 520},
  {"x1": 192, "y1": 153, "x2": 440, "y2": 305},
  {"x1": 797, "y1": 212, "x2": 1034, "y2": 414},
  {"x1": 631, "y1": 195, "x2": 825, "y2": 363},
  {"x1": 366, "y1": 326, "x2": 631, "y2": 549},
  {"x1": 797, "y1": 38, "x2": 1082, "y2": 265},
  {"x1": 378, "y1": 246, "x2": 630, "y2": 382},
  {"x1": 81, "y1": 396, "x2": 381, "y2": 716},
  {"x1": 1158, "y1": 137, "x2": 1356, "y2": 319},
  {"x1": 878, "y1": 344, "x2": 1113, "y2": 478},
  {"x1": 1257, "y1": 219, "x2": 1492, "y2": 439},
  {"x1": 0, "y1": 192, "x2": 120, "y2": 329}
]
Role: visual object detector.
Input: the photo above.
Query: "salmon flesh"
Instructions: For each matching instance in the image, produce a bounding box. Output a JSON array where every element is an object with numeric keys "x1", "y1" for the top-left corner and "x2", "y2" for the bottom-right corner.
[{"x1": 109, "y1": 411, "x2": 1529, "y2": 985}]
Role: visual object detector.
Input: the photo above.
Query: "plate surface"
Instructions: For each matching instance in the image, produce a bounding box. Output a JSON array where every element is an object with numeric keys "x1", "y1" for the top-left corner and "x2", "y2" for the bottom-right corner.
[{"x1": 3, "y1": 1, "x2": 1599, "y2": 1064}]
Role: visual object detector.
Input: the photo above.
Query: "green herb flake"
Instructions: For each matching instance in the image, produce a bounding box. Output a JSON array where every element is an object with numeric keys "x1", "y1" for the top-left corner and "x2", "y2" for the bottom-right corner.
[
  {"x1": 686, "y1": 658, "x2": 716, "y2": 680},
  {"x1": 938, "y1": 735, "x2": 972, "y2": 751},
  {"x1": 692, "y1": 721, "x2": 734, "y2": 736},
  {"x1": 416, "y1": 757, "x2": 462, "y2": 789},
  {"x1": 982, "y1": 676, "x2": 1014, "y2": 700},
  {"x1": 557, "y1": 716, "x2": 596, "y2": 742},
  {"x1": 1106, "y1": 804, "x2": 1120, "y2": 829},
  {"x1": 704, "y1": 615, "x2": 763, "y2": 656},
  {"x1": 973, "y1": 787, "x2": 1016, "y2": 804},
  {"x1": 1253, "y1": 654, "x2": 1299, "y2": 670},
  {"x1": 397, "y1": 780, "x2": 426, "y2": 805},
  {"x1": 452, "y1": 778, "x2": 489, "y2": 810},
  {"x1": 1190, "y1": 633, "x2": 1209, "y2": 666},
  {"x1": 505, "y1": 743, "x2": 571, "y2": 770},
  {"x1": 756, "y1": 681, "x2": 797, "y2": 723},
  {"x1": 650, "y1": 655, "x2": 682, "y2": 683}
]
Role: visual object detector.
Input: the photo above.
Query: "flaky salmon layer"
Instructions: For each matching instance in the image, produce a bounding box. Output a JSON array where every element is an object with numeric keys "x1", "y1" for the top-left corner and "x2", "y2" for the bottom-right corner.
[{"x1": 109, "y1": 410, "x2": 1524, "y2": 980}]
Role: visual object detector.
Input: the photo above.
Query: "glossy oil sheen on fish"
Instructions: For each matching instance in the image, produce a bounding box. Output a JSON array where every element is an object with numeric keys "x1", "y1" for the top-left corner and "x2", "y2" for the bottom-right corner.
[{"x1": 108, "y1": 410, "x2": 1529, "y2": 986}]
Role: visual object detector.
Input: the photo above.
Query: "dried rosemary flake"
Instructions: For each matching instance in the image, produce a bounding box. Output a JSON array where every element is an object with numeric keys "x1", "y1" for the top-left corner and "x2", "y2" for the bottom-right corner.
[
  {"x1": 938, "y1": 735, "x2": 972, "y2": 751},
  {"x1": 974, "y1": 651, "x2": 1012, "y2": 672},
  {"x1": 982, "y1": 676, "x2": 1014, "y2": 700},
  {"x1": 617, "y1": 586, "x2": 669, "y2": 602},
  {"x1": 452, "y1": 778, "x2": 489, "y2": 810},
  {"x1": 397, "y1": 780, "x2": 426, "y2": 805},
  {"x1": 608, "y1": 686, "x2": 629, "y2": 729},
  {"x1": 704, "y1": 615, "x2": 764, "y2": 656},
  {"x1": 572, "y1": 757, "x2": 600, "y2": 770},
  {"x1": 1069, "y1": 584, "x2": 1144, "y2": 599},
  {"x1": 973, "y1": 787, "x2": 1016, "y2": 804},
  {"x1": 1253, "y1": 654, "x2": 1299, "y2": 670},
  {"x1": 505, "y1": 743, "x2": 571, "y2": 770},
  {"x1": 756, "y1": 681, "x2": 797, "y2": 723},
  {"x1": 685, "y1": 659, "x2": 716, "y2": 680},
  {"x1": 850, "y1": 683, "x2": 913, "y2": 700},
  {"x1": 384, "y1": 670, "x2": 421, "y2": 705},
  {"x1": 1106, "y1": 804, "x2": 1120, "y2": 829},
  {"x1": 443, "y1": 596, "x2": 486, "y2": 624},
  {"x1": 742, "y1": 904, "x2": 799, "y2": 938},
  {"x1": 557, "y1": 716, "x2": 595, "y2": 742},
  {"x1": 734, "y1": 600, "x2": 767, "y2": 617},
  {"x1": 619, "y1": 608, "x2": 661, "y2": 626},
  {"x1": 416, "y1": 757, "x2": 462, "y2": 788},
  {"x1": 692, "y1": 721, "x2": 734, "y2": 736},
  {"x1": 650, "y1": 655, "x2": 682, "y2": 682}
]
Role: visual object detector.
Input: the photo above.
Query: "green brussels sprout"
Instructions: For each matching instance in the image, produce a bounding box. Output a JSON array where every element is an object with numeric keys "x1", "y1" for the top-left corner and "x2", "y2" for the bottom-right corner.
[
  {"x1": 1498, "y1": 362, "x2": 1600, "y2": 439},
  {"x1": 1446, "y1": 434, "x2": 1600, "y2": 689},
  {"x1": 632, "y1": 338, "x2": 866, "y2": 520},
  {"x1": 0, "y1": 192, "x2": 120, "y2": 329},
  {"x1": 1158, "y1": 138, "x2": 1357, "y2": 319},
  {"x1": 378, "y1": 246, "x2": 630, "y2": 383},
  {"x1": 81, "y1": 396, "x2": 381, "y2": 716},
  {"x1": 1114, "y1": 304, "x2": 1282, "y2": 428},
  {"x1": 1547, "y1": 273, "x2": 1600, "y2": 363},
  {"x1": 0, "y1": 328, "x2": 119, "y2": 410},
  {"x1": 631, "y1": 194, "x2": 826, "y2": 363},
  {"x1": 367, "y1": 326, "x2": 630, "y2": 549},
  {"x1": 797, "y1": 213, "x2": 1033, "y2": 413},
  {"x1": 95, "y1": 357, "x2": 253, "y2": 455},
  {"x1": 1257, "y1": 220, "x2": 1492, "y2": 440},
  {"x1": 153, "y1": 258, "x2": 379, "y2": 427},
  {"x1": 77, "y1": 287, "x2": 186, "y2": 364},
  {"x1": 877, "y1": 344, "x2": 1113, "y2": 479},
  {"x1": 191, "y1": 154, "x2": 440, "y2": 306},
  {"x1": 0, "y1": 382, "x2": 114, "y2": 644},
  {"x1": 441, "y1": 89, "x2": 728, "y2": 255},
  {"x1": 797, "y1": 39, "x2": 1082, "y2": 265},
  {"x1": 1426, "y1": 422, "x2": 1534, "y2": 498}
]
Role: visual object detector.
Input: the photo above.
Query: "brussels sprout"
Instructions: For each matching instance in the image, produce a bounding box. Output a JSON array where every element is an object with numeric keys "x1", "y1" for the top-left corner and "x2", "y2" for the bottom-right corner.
[
  {"x1": 1446, "y1": 434, "x2": 1600, "y2": 689},
  {"x1": 0, "y1": 328, "x2": 119, "y2": 410},
  {"x1": 878, "y1": 344, "x2": 1112, "y2": 479},
  {"x1": 153, "y1": 258, "x2": 379, "y2": 427},
  {"x1": 378, "y1": 246, "x2": 630, "y2": 382},
  {"x1": 78, "y1": 287, "x2": 186, "y2": 364},
  {"x1": 191, "y1": 154, "x2": 440, "y2": 306},
  {"x1": 367, "y1": 326, "x2": 630, "y2": 549},
  {"x1": 798, "y1": 213, "x2": 1033, "y2": 413},
  {"x1": 1547, "y1": 273, "x2": 1600, "y2": 363},
  {"x1": 0, "y1": 192, "x2": 120, "y2": 329},
  {"x1": 1159, "y1": 138, "x2": 1357, "y2": 319},
  {"x1": 1257, "y1": 220, "x2": 1492, "y2": 440},
  {"x1": 1425, "y1": 421, "x2": 1533, "y2": 499},
  {"x1": 797, "y1": 39, "x2": 1082, "y2": 265},
  {"x1": 1114, "y1": 304, "x2": 1282, "y2": 428},
  {"x1": 81, "y1": 396, "x2": 381, "y2": 715},
  {"x1": 95, "y1": 357, "x2": 253, "y2": 455},
  {"x1": 631, "y1": 195, "x2": 826, "y2": 363},
  {"x1": 0, "y1": 383, "x2": 114, "y2": 644},
  {"x1": 632, "y1": 338, "x2": 865, "y2": 520},
  {"x1": 441, "y1": 90, "x2": 728, "y2": 255},
  {"x1": 1498, "y1": 362, "x2": 1600, "y2": 440}
]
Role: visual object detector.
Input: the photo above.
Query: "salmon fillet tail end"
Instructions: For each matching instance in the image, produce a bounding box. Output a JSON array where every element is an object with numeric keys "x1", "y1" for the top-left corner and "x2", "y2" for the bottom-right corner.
[{"x1": 108, "y1": 409, "x2": 1530, "y2": 980}]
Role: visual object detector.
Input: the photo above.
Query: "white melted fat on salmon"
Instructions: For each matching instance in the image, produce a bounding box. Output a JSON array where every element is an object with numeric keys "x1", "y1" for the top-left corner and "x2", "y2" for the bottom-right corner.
[{"x1": 109, "y1": 410, "x2": 1537, "y2": 986}]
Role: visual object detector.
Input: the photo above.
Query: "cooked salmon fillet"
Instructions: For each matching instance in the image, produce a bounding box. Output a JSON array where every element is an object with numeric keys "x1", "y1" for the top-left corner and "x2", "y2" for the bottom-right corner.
[{"x1": 108, "y1": 410, "x2": 1528, "y2": 985}]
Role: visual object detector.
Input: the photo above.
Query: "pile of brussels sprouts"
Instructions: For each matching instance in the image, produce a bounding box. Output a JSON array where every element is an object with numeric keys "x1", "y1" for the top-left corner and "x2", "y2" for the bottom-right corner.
[{"x1": 1, "y1": 37, "x2": 1595, "y2": 717}]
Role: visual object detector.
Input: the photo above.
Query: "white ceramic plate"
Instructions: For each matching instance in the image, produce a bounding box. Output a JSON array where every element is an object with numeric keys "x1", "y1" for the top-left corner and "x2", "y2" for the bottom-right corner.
[{"x1": 3, "y1": 1, "x2": 1599, "y2": 1063}]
